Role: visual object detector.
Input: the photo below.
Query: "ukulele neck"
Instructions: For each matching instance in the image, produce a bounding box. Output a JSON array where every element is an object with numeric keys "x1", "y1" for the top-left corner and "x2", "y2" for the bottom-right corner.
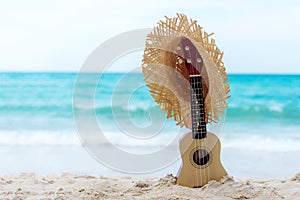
[{"x1": 190, "y1": 74, "x2": 207, "y2": 139}]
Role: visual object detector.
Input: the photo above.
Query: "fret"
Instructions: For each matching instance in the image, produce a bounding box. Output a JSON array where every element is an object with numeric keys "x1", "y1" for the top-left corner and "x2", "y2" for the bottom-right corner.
[
  {"x1": 193, "y1": 133, "x2": 206, "y2": 135},
  {"x1": 192, "y1": 126, "x2": 206, "y2": 130},
  {"x1": 192, "y1": 101, "x2": 203, "y2": 104},
  {"x1": 191, "y1": 90, "x2": 204, "y2": 93},
  {"x1": 192, "y1": 117, "x2": 205, "y2": 119},
  {"x1": 192, "y1": 114, "x2": 204, "y2": 117},
  {"x1": 191, "y1": 110, "x2": 205, "y2": 113},
  {"x1": 193, "y1": 131, "x2": 206, "y2": 134},
  {"x1": 191, "y1": 92, "x2": 204, "y2": 95},
  {"x1": 191, "y1": 91, "x2": 203, "y2": 94},
  {"x1": 193, "y1": 129, "x2": 206, "y2": 132},
  {"x1": 193, "y1": 131, "x2": 206, "y2": 133},
  {"x1": 191, "y1": 118, "x2": 205, "y2": 122},
  {"x1": 192, "y1": 124, "x2": 206, "y2": 127},
  {"x1": 192, "y1": 132, "x2": 207, "y2": 135},
  {"x1": 191, "y1": 108, "x2": 205, "y2": 111},
  {"x1": 192, "y1": 126, "x2": 206, "y2": 129},
  {"x1": 192, "y1": 125, "x2": 206, "y2": 128},
  {"x1": 191, "y1": 100, "x2": 203, "y2": 103},
  {"x1": 191, "y1": 106, "x2": 204, "y2": 108},
  {"x1": 193, "y1": 125, "x2": 206, "y2": 128},
  {"x1": 193, "y1": 112, "x2": 204, "y2": 115},
  {"x1": 191, "y1": 95, "x2": 203, "y2": 99},
  {"x1": 194, "y1": 112, "x2": 205, "y2": 117},
  {"x1": 191, "y1": 88, "x2": 203, "y2": 90},
  {"x1": 191, "y1": 84, "x2": 203, "y2": 88},
  {"x1": 192, "y1": 130, "x2": 206, "y2": 133},
  {"x1": 192, "y1": 119, "x2": 205, "y2": 122},
  {"x1": 192, "y1": 123, "x2": 206, "y2": 126},
  {"x1": 191, "y1": 104, "x2": 204, "y2": 107}
]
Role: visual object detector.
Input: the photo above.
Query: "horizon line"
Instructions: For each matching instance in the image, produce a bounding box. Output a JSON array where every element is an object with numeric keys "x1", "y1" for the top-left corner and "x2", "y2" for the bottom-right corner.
[{"x1": 0, "y1": 71, "x2": 299, "y2": 75}]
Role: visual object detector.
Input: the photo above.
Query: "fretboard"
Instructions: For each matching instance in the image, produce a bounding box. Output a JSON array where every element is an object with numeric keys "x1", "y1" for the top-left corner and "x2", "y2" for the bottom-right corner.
[{"x1": 190, "y1": 75, "x2": 207, "y2": 139}]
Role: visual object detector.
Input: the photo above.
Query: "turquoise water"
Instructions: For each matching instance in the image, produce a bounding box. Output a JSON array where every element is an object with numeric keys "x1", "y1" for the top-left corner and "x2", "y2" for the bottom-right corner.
[{"x1": 0, "y1": 73, "x2": 299, "y2": 150}]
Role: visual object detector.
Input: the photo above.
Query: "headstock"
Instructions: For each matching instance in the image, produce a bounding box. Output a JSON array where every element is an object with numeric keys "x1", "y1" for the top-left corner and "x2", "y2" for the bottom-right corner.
[{"x1": 174, "y1": 37, "x2": 204, "y2": 76}]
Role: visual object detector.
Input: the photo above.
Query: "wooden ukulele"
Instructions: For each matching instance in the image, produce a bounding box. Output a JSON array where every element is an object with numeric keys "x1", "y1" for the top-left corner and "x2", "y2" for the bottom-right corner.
[{"x1": 176, "y1": 37, "x2": 227, "y2": 188}]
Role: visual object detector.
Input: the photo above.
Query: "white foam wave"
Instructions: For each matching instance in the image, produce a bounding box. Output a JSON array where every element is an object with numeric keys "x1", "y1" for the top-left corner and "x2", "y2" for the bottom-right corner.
[
  {"x1": 1, "y1": 131, "x2": 300, "y2": 152},
  {"x1": 0, "y1": 131, "x2": 81, "y2": 146},
  {"x1": 74, "y1": 103, "x2": 152, "y2": 111},
  {"x1": 222, "y1": 134, "x2": 300, "y2": 152},
  {"x1": 102, "y1": 131, "x2": 179, "y2": 147},
  {"x1": 268, "y1": 104, "x2": 284, "y2": 112},
  {"x1": 0, "y1": 131, "x2": 179, "y2": 147}
]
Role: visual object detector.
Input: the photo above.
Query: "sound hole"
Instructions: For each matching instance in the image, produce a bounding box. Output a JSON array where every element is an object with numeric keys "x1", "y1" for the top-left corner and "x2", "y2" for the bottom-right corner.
[{"x1": 193, "y1": 148, "x2": 210, "y2": 166}]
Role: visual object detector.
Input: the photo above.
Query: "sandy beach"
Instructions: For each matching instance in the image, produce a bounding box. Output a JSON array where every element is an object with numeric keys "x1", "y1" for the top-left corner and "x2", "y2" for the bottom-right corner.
[{"x1": 0, "y1": 173, "x2": 299, "y2": 199}]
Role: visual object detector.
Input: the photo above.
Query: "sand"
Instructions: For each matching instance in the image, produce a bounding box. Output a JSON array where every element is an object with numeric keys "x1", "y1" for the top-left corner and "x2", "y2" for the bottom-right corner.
[{"x1": 0, "y1": 173, "x2": 300, "y2": 199}]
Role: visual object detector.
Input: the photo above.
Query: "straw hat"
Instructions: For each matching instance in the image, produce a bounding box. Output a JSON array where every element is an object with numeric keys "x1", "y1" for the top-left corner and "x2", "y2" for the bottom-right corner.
[{"x1": 142, "y1": 13, "x2": 230, "y2": 129}]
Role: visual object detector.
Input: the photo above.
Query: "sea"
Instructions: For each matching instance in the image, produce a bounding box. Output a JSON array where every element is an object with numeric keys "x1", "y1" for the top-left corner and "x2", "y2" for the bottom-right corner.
[{"x1": 0, "y1": 73, "x2": 299, "y2": 178}]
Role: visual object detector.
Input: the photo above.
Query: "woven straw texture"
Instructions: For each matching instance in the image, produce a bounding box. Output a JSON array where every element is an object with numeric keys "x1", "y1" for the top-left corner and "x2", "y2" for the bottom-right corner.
[{"x1": 142, "y1": 13, "x2": 230, "y2": 129}]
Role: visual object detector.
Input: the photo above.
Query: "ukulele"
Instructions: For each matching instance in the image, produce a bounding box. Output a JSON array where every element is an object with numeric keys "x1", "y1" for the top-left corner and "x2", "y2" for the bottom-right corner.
[{"x1": 176, "y1": 37, "x2": 227, "y2": 188}]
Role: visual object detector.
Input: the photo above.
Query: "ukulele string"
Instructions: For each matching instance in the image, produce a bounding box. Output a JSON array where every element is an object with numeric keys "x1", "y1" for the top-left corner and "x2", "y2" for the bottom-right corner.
[
  {"x1": 196, "y1": 45, "x2": 209, "y2": 185},
  {"x1": 187, "y1": 42, "x2": 196, "y2": 187},
  {"x1": 193, "y1": 47, "x2": 201, "y2": 187},
  {"x1": 187, "y1": 41, "x2": 200, "y2": 187},
  {"x1": 196, "y1": 44, "x2": 204, "y2": 187},
  {"x1": 193, "y1": 42, "x2": 208, "y2": 186}
]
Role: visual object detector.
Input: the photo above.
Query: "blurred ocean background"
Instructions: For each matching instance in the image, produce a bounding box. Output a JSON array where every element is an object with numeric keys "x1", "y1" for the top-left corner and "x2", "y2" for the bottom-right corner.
[{"x1": 0, "y1": 72, "x2": 300, "y2": 178}]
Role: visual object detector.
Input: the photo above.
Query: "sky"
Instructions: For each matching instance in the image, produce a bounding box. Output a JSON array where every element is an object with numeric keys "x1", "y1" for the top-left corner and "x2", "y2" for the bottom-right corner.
[{"x1": 0, "y1": 0, "x2": 299, "y2": 73}]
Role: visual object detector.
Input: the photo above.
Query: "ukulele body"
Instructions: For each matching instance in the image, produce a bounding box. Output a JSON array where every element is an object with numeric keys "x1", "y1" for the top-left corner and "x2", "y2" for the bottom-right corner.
[{"x1": 177, "y1": 132, "x2": 227, "y2": 188}]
